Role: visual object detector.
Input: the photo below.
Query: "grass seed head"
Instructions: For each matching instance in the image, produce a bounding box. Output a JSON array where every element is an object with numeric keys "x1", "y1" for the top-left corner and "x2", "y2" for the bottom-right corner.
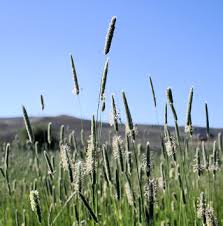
[
  {"x1": 100, "y1": 58, "x2": 109, "y2": 101},
  {"x1": 22, "y1": 105, "x2": 34, "y2": 144},
  {"x1": 40, "y1": 94, "x2": 44, "y2": 111},
  {"x1": 47, "y1": 122, "x2": 52, "y2": 145},
  {"x1": 85, "y1": 116, "x2": 97, "y2": 177},
  {"x1": 70, "y1": 54, "x2": 80, "y2": 95},
  {"x1": 104, "y1": 16, "x2": 116, "y2": 55},
  {"x1": 111, "y1": 94, "x2": 119, "y2": 132},
  {"x1": 124, "y1": 181, "x2": 134, "y2": 206},
  {"x1": 30, "y1": 190, "x2": 41, "y2": 223},
  {"x1": 144, "y1": 179, "x2": 158, "y2": 205},
  {"x1": 73, "y1": 161, "x2": 83, "y2": 194},
  {"x1": 60, "y1": 143, "x2": 73, "y2": 171},
  {"x1": 122, "y1": 91, "x2": 135, "y2": 140},
  {"x1": 166, "y1": 87, "x2": 173, "y2": 104}
]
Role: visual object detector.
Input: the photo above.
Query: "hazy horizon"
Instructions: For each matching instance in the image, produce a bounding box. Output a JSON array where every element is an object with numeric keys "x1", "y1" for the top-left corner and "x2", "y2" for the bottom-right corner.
[{"x1": 0, "y1": 113, "x2": 222, "y2": 129}]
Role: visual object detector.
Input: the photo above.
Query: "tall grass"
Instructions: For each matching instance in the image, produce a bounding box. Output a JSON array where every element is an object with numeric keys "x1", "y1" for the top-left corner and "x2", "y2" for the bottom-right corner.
[{"x1": 0, "y1": 16, "x2": 222, "y2": 226}]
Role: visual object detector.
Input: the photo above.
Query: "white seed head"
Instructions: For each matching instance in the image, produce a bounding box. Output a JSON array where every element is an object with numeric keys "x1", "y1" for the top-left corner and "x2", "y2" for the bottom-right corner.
[
  {"x1": 205, "y1": 204, "x2": 218, "y2": 226},
  {"x1": 165, "y1": 136, "x2": 176, "y2": 157},
  {"x1": 72, "y1": 161, "x2": 83, "y2": 193},
  {"x1": 112, "y1": 135, "x2": 123, "y2": 159},
  {"x1": 197, "y1": 193, "x2": 218, "y2": 226},
  {"x1": 60, "y1": 144, "x2": 72, "y2": 171},
  {"x1": 30, "y1": 190, "x2": 40, "y2": 212},
  {"x1": 193, "y1": 148, "x2": 204, "y2": 175},
  {"x1": 109, "y1": 108, "x2": 119, "y2": 127},
  {"x1": 84, "y1": 135, "x2": 97, "y2": 175},
  {"x1": 208, "y1": 164, "x2": 220, "y2": 172},
  {"x1": 185, "y1": 124, "x2": 193, "y2": 135},
  {"x1": 125, "y1": 124, "x2": 138, "y2": 138},
  {"x1": 197, "y1": 192, "x2": 206, "y2": 219},
  {"x1": 124, "y1": 182, "x2": 134, "y2": 206},
  {"x1": 208, "y1": 155, "x2": 220, "y2": 172},
  {"x1": 144, "y1": 179, "x2": 158, "y2": 204},
  {"x1": 193, "y1": 164, "x2": 204, "y2": 174}
]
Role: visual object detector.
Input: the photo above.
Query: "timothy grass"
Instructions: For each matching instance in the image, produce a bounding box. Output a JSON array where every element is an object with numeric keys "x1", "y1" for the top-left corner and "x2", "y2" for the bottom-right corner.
[
  {"x1": 0, "y1": 126, "x2": 222, "y2": 226},
  {"x1": 0, "y1": 16, "x2": 222, "y2": 226}
]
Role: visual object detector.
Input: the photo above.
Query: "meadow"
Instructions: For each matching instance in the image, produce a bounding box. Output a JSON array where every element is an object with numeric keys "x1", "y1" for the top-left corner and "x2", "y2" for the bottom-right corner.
[{"x1": 0, "y1": 16, "x2": 221, "y2": 226}]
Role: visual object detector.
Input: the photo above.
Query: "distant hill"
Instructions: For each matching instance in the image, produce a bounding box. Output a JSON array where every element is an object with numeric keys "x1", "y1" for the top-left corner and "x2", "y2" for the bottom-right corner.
[{"x1": 0, "y1": 115, "x2": 221, "y2": 148}]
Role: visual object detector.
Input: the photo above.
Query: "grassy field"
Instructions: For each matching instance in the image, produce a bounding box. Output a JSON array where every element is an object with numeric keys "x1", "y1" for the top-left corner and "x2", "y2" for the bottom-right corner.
[
  {"x1": 0, "y1": 16, "x2": 222, "y2": 226},
  {"x1": 0, "y1": 102, "x2": 222, "y2": 226}
]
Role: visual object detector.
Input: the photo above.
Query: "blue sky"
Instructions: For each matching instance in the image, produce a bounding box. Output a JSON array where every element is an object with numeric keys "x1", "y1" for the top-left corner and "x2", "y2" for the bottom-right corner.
[{"x1": 0, "y1": 1, "x2": 223, "y2": 127}]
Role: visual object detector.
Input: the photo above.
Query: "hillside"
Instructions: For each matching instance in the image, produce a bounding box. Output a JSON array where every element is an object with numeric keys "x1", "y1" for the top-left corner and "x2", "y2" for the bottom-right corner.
[{"x1": 0, "y1": 115, "x2": 221, "y2": 149}]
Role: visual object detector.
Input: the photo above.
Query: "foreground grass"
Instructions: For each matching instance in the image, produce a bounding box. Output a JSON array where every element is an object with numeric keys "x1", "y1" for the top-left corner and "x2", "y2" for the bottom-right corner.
[{"x1": 0, "y1": 128, "x2": 222, "y2": 226}]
